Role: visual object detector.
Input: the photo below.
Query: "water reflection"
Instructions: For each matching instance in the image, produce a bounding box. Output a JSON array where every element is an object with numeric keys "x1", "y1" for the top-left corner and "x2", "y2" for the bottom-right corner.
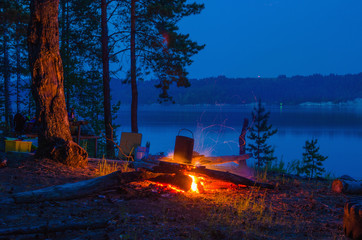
[{"x1": 116, "y1": 105, "x2": 362, "y2": 179}]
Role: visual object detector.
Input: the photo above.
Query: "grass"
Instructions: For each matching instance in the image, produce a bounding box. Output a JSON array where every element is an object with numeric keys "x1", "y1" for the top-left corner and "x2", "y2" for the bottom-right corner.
[
  {"x1": 97, "y1": 157, "x2": 119, "y2": 176},
  {"x1": 202, "y1": 188, "x2": 280, "y2": 234},
  {"x1": 254, "y1": 157, "x2": 336, "y2": 183}
]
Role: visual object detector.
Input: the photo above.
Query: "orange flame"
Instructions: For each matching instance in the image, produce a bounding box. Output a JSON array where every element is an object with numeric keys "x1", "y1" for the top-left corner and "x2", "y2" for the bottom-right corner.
[
  {"x1": 147, "y1": 175, "x2": 205, "y2": 194},
  {"x1": 188, "y1": 175, "x2": 205, "y2": 193},
  {"x1": 189, "y1": 175, "x2": 198, "y2": 192}
]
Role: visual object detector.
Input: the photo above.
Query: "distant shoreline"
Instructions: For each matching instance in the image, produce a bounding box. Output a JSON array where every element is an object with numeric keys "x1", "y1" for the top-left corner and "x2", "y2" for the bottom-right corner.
[{"x1": 116, "y1": 98, "x2": 362, "y2": 112}]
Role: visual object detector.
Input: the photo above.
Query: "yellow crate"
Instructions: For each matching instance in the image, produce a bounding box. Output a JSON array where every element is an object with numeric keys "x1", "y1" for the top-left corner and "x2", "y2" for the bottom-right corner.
[
  {"x1": 18, "y1": 141, "x2": 32, "y2": 152},
  {"x1": 5, "y1": 140, "x2": 18, "y2": 152},
  {"x1": 5, "y1": 140, "x2": 32, "y2": 152}
]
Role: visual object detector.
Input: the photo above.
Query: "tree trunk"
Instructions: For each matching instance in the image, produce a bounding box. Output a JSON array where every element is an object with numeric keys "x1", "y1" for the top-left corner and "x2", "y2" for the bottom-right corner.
[
  {"x1": 3, "y1": 31, "x2": 12, "y2": 130},
  {"x1": 130, "y1": 0, "x2": 138, "y2": 133},
  {"x1": 239, "y1": 118, "x2": 249, "y2": 155},
  {"x1": 101, "y1": 0, "x2": 115, "y2": 157},
  {"x1": 16, "y1": 21, "x2": 21, "y2": 114},
  {"x1": 60, "y1": 0, "x2": 70, "y2": 110},
  {"x1": 28, "y1": 0, "x2": 87, "y2": 167}
]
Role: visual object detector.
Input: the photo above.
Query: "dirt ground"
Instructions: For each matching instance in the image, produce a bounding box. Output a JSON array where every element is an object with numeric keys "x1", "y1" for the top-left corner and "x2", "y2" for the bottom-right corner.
[{"x1": 0, "y1": 154, "x2": 351, "y2": 240}]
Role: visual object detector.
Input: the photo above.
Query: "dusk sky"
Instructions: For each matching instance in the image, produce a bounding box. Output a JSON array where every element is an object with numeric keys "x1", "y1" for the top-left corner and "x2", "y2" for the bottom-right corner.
[{"x1": 179, "y1": 0, "x2": 362, "y2": 79}]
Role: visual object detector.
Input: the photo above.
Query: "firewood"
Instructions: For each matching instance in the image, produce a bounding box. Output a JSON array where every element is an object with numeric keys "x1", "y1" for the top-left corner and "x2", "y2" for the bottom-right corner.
[
  {"x1": 332, "y1": 179, "x2": 362, "y2": 194},
  {"x1": 0, "y1": 170, "x2": 163, "y2": 204},
  {"x1": 153, "y1": 161, "x2": 274, "y2": 189},
  {"x1": 149, "y1": 173, "x2": 193, "y2": 192},
  {"x1": 343, "y1": 198, "x2": 362, "y2": 240},
  {"x1": 0, "y1": 159, "x2": 273, "y2": 205},
  {"x1": 190, "y1": 167, "x2": 274, "y2": 189},
  {"x1": 160, "y1": 155, "x2": 250, "y2": 166}
]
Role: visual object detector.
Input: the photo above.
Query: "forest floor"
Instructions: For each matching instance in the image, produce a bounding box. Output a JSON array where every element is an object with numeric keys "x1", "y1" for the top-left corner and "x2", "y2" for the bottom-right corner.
[{"x1": 0, "y1": 154, "x2": 351, "y2": 240}]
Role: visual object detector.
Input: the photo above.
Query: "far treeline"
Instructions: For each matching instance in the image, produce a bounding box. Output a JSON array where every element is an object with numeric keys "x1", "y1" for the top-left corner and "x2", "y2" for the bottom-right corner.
[{"x1": 112, "y1": 73, "x2": 362, "y2": 105}]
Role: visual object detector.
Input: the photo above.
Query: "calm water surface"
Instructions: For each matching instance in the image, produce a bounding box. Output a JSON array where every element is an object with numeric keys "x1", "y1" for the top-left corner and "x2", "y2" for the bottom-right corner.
[{"x1": 116, "y1": 105, "x2": 362, "y2": 179}]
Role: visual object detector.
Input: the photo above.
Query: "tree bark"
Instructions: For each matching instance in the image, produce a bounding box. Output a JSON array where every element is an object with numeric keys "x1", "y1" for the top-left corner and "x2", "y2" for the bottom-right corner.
[
  {"x1": 130, "y1": 0, "x2": 138, "y2": 133},
  {"x1": 28, "y1": 0, "x2": 87, "y2": 167},
  {"x1": 60, "y1": 0, "x2": 70, "y2": 110},
  {"x1": 239, "y1": 118, "x2": 249, "y2": 155},
  {"x1": 101, "y1": 0, "x2": 115, "y2": 157}
]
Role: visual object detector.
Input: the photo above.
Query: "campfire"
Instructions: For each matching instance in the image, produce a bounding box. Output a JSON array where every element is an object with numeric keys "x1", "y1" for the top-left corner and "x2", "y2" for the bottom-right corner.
[
  {"x1": 136, "y1": 160, "x2": 273, "y2": 195},
  {"x1": 147, "y1": 174, "x2": 204, "y2": 194}
]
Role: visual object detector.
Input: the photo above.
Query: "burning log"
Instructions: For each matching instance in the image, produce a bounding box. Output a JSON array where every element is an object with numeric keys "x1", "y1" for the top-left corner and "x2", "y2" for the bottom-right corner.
[
  {"x1": 149, "y1": 173, "x2": 193, "y2": 192},
  {"x1": 153, "y1": 161, "x2": 274, "y2": 189},
  {"x1": 191, "y1": 167, "x2": 273, "y2": 189}
]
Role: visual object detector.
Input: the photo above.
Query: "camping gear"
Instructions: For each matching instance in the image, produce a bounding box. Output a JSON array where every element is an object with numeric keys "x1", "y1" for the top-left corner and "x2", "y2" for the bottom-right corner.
[
  {"x1": 118, "y1": 132, "x2": 142, "y2": 158},
  {"x1": 135, "y1": 146, "x2": 149, "y2": 161},
  {"x1": 174, "y1": 129, "x2": 194, "y2": 164},
  {"x1": 5, "y1": 140, "x2": 32, "y2": 152}
]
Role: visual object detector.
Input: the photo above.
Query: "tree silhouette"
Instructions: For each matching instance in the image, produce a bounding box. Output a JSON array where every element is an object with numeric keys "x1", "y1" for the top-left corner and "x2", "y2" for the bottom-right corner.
[
  {"x1": 247, "y1": 99, "x2": 278, "y2": 168},
  {"x1": 115, "y1": 0, "x2": 205, "y2": 133},
  {"x1": 301, "y1": 139, "x2": 327, "y2": 178}
]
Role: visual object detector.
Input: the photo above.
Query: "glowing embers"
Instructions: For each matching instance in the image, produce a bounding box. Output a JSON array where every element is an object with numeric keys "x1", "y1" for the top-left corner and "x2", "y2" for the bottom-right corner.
[{"x1": 148, "y1": 173, "x2": 205, "y2": 194}]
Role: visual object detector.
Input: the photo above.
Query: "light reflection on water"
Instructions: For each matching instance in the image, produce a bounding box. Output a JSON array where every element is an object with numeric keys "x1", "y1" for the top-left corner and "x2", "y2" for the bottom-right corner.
[{"x1": 116, "y1": 105, "x2": 362, "y2": 179}]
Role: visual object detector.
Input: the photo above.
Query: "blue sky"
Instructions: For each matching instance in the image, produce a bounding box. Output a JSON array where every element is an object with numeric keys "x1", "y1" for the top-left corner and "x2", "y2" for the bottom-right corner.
[{"x1": 179, "y1": 0, "x2": 362, "y2": 79}]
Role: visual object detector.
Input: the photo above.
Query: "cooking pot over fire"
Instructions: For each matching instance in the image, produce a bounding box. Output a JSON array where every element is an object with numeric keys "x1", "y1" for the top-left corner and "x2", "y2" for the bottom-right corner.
[{"x1": 173, "y1": 129, "x2": 194, "y2": 165}]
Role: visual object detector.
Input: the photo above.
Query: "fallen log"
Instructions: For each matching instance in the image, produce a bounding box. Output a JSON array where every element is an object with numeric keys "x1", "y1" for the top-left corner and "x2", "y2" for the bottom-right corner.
[
  {"x1": 332, "y1": 179, "x2": 362, "y2": 194},
  {"x1": 0, "y1": 219, "x2": 109, "y2": 236},
  {"x1": 191, "y1": 167, "x2": 274, "y2": 189},
  {"x1": 0, "y1": 159, "x2": 272, "y2": 205},
  {"x1": 160, "y1": 154, "x2": 250, "y2": 166},
  {"x1": 0, "y1": 170, "x2": 163, "y2": 204},
  {"x1": 153, "y1": 161, "x2": 274, "y2": 189},
  {"x1": 343, "y1": 197, "x2": 362, "y2": 240}
]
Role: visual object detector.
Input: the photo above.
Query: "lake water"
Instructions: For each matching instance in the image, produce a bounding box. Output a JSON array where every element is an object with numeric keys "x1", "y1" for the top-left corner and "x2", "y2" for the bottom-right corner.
[{"x1": 115, "y1": 104, "x2": 362, "y2": 179}]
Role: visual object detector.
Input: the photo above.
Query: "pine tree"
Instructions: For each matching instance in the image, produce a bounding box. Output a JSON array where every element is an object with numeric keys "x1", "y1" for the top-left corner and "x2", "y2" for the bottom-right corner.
[
  {"x1": 13, "y1": 0, "x2": 30, "y2": 115},
  {"x1": 29, "y1": 0, "x2": 87, "y2": 166},
  {"x1": 301, "y1": 139, "x2": 327, "y2": 178},
  {"x1": 58, "y1": 0, "x2": 120, "y2": 157},
  {"x1": 114, "y1": 0, "x2": 205, "y2": 133},
  {"x1": 247, "y1": 99, "x2": 278, "y2": 168},
  {"x1": 0, "y1": 0, "x2": 17, "y2": 130}
]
